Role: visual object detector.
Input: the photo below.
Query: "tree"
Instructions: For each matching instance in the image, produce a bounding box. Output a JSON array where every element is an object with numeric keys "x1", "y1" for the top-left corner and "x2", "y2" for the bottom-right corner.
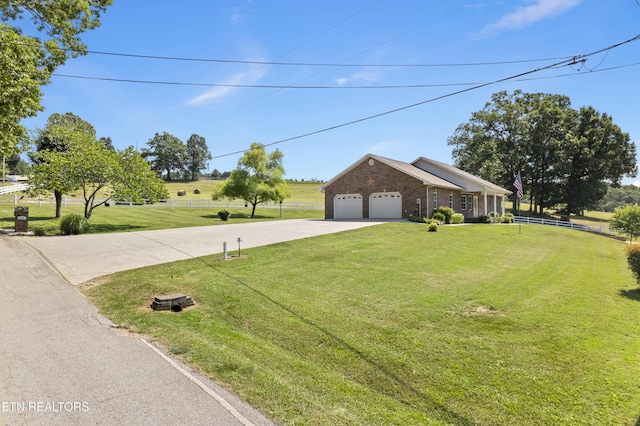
[
  {"x1": 32, "y1": 112, "x2": 97, "y2": 218},
  {"x1": 0, "y1": 1, "x2": 113, "y2": 170},
  {"x1": 185, "y1": 134, "x2": 211, "y2": 181},
  {"x1": 141, "y1": 132, "x2": 186, "y2": 181},
  {"x1": 610, "y1": 204, "x2": 640, "y2": 243},
  {"x1": 31, "y1": 140, "x2": 168, "y2": 219},
  {"x1": 213, "y1": 143, "x2": 291, "y2": 218},
  {"x1": 0, "y1": 23, "x2": 49, "y2": 178},
  {"x1": 6, "y1": 153, "x2": 28, "y2": 175},
  {"x1": 448, "y1": 91, "x2": 637, "y2": 219},
  {"x1": 99, "y1": 136, "x2": 115, "y2": 151},
  {"x1": 597, "y1": 185, "x2": 640, "y2": 212},
  {"x1": 555, "y1": 107, "x2": 637, "y2": 217}
]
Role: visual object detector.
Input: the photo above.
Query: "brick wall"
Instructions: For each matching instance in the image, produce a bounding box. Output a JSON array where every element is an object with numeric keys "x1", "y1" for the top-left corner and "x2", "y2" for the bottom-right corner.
[{"x1": 323, "y1": 158, "x2": 466, "y2": 219}]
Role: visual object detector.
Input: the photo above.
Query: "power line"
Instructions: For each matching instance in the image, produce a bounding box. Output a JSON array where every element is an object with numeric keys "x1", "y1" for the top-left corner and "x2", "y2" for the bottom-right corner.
[
  {"x1": 51, "y1": 60, "x2": 640, "y2": 90},
  {"x1": 0, "y1": 39, "x2": 572, "y2": 68},
  {"x1": 210, "y1": 33, "x2": 640, "y2": 160},
  {"x1": 80, "y1": 49, "x2": 572, "y2": 68}
]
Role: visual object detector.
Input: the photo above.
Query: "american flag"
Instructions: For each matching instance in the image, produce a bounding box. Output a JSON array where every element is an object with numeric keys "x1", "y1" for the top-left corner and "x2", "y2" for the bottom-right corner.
[{"x1": 513, "y1": 172, "x2": 524, "y2": 199}]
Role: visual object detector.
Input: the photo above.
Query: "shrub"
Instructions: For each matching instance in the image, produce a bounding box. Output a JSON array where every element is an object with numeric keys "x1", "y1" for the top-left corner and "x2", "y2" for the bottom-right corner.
[
  {"x1": 218, "y1": 209, "x2": 231, "y2": 221},
  {"x1": 451, "y1": 213, "x2": 465, "y2": 224},
  {"x1": 428, "y1": 223, "x2": 438, "y2": 232},
  {"x1": 436, "y1": 206, "x2": 454, "y2": 224},
  {"x1": 60, "y1": 214, "x2": 90, "y2": 235},
  {"x1": 409, "y1": 215, "x2": 428, "y2": 223},
  {"x1": 499, "y1": 215, "x2": 513, "y2": 224},
  {"x1": 432, "y1": 212, "x2": 446, "y2": 224},
  {"x1": 479, "y1": 215, "x2": 491, "y2": 223},
  {"x1": 625, "y1": 244, "x2": 640, "y2": 284},
  {"x1": 32, "y1": 226, "x2": 47, "y2": 236}
]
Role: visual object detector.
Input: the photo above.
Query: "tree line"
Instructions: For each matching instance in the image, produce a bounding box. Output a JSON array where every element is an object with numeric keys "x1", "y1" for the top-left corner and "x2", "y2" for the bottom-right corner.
[
  {"x1": 142, "y1": 132, "x2": 212, "y2": 181},
  {"x1": 448, "y1": 90, "x2": 637, "y2": 219}
]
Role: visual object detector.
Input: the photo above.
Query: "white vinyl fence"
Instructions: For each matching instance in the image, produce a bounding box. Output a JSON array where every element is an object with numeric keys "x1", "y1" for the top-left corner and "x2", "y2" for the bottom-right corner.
[
  {"x1": 0, "y1": 194, "x2": 323, "y2": 212},
  {"x1": 513, "y1": 215, "x2": 613, "y2": 236},
  {"x1": 0, "y1": 183, "x2": 29, "y2": 196}
]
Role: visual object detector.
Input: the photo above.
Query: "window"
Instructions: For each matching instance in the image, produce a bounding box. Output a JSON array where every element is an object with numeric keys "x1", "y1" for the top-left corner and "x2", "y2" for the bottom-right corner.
[
  {"x1": 433, "y1": 191, "x2": 437, "y2": 210},
  {"x1": 449, "y1": 193, "x2": 454, "y2": 208},
  {"x1": 461, "y1": 195, "x2": 467, "y2": 210}
]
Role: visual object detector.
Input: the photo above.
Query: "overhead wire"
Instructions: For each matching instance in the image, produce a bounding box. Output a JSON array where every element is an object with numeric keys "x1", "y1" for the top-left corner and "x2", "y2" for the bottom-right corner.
[
  {"x1": 50, "y1": 60, "x2": 640, "y2": 89},
  {"x1": 74, "y1": 49, "x2": 573, "y2": 68},
  {"x1": 209, "y1": 33, "x2": 640, "y2": 160}
]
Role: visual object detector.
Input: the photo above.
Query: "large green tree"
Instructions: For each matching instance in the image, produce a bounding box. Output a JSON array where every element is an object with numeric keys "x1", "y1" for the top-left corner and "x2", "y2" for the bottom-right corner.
[
  {"x1": 32, "y1": 112, "x2": 97, "y2": 218},
  {"x1": 31, "y1": 141, "x2": 168, "y2": 219},
  {"x1": 556, "y1": 107, "x2": 637, "y2": 217},
  {"x1": 213, "y1": 143, "x2": 291, "y2": 218},
  {"x1": 0, "y1": 23, "x2": 49, "y2": 179},
  {"x1": 0, "y1": 1, "x2": 113, "y2": 170},
  {"x1": 185, "y1": 133, "x2": 211, "y2": 181},
  {"x1": 141, "y1": 132, "x2": 186, "y2": 181},
  {"x1": 448, "y1": 90, "x2": 637, "y2": 218}
]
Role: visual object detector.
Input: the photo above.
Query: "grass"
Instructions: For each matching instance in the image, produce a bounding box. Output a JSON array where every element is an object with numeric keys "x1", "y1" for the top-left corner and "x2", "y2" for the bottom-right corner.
[
  {"x1": 162, "y1": 180, "x2": 324, "y2": 202},
  {"x1": 0, "y1": 180, "x2": 325, "y2": 234},
  {"x1": 82, "y1": 223, "x2": 640, "y2": 425}
]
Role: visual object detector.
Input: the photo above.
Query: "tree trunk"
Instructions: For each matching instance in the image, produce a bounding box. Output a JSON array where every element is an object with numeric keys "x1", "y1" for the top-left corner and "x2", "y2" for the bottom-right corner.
[
  {"x1": 165, "y1": 168, "x2": 171, "y2": 181},
  {"x1": 54, "y1": 190, "x2": 62, "y2": 218},
  {"x1": 251, "y1": 202, "x2": 257, "y2": 218}
]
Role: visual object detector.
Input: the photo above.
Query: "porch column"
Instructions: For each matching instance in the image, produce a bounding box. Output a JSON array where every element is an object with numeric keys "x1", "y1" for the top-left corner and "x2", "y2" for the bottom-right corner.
[
  {"x1": 483, "y1": 191, "x2": 488, "y2": 216},
  {"x1": 493, "y1": 193, "x2": 497, "y2": 216}
]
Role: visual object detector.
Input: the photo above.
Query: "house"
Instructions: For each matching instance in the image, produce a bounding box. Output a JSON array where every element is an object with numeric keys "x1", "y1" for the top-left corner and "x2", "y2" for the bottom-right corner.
[{"x1": 319, "y1": 154, "x2": 512, "y2": 220}]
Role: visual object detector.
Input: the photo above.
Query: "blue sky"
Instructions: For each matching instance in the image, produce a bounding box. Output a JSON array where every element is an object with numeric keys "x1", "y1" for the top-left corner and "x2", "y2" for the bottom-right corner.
[{"x1": 20, "y1": 0, "x2": 640, "y2": 183}]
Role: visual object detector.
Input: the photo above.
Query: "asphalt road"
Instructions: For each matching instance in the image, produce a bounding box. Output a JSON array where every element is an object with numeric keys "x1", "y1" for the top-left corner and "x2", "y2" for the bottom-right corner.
[{"x1": 0, "y1": 219, "x2": 386, "y2": 425}]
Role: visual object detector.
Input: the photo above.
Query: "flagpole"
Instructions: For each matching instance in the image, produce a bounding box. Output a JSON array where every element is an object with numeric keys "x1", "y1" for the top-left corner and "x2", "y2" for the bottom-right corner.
[{"x1": 514, "y1": 172, "x2": 524, "y2": 234}]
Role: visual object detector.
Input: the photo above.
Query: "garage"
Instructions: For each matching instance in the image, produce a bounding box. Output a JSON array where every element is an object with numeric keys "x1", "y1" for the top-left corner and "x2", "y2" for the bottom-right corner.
[
  {"x1": 333, "y1": 194, "x2": 363, "y2": 219},
  {"x1": 369, "y1": 192, "x2": 402, "y2": 219}
]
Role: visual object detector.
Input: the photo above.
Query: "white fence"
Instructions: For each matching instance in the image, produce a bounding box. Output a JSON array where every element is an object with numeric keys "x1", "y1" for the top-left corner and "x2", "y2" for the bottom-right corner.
[
  {"x1": 0, "y1": 194, "x2": 323, "y2": 211},
  {"x1": 0, "y1": 183, "x2": 30, "y2": 196},
  {"x1": 513, "y1": 215, "x2": 613, "y2": 235}
]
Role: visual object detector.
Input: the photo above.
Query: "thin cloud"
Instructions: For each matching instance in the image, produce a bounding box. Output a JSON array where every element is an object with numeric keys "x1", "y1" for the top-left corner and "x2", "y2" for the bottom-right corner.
[
  {"x1": 187, "y1": 63, "x2": 268, "y2": 105},
  {"x1": 367, "y1": 140, "x2": 406, "y2": 154},
  {"x1": 228, "y1": 6, "x2": 244, "y2": 25},
  {"x1": 335, "y1": 71, "x2": 382, "y2": 86},
  {"x1": 479, "y1": 0, "x2": 582, "y2": 36}
]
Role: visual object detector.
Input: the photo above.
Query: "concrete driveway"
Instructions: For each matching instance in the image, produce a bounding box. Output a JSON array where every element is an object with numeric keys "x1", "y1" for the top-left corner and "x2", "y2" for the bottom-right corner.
[
  {"x1": 20, "y1": 219, "x2": 387, "y2": 285},
  {"x1": 1, "y1": 219, "x2": 385, "y2": 425}
]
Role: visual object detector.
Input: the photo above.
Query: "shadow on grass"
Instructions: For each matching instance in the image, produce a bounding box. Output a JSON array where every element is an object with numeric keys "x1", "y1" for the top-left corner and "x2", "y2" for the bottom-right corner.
[
  {"x1": 577, "y1": 214, "x2": 610, "y2": 224},
  {"x1": 620, "y1": 288, "x2": 640, "y2": 302},
  {"x1": 195, "y1": 256, "x2": 475, "y2": 426},
  {"x1": 200, "y1": 214, "x2": 274, "y2": 220},
  {"x1": 88, "y1": 224, "x2": 145, "y2": 233}
]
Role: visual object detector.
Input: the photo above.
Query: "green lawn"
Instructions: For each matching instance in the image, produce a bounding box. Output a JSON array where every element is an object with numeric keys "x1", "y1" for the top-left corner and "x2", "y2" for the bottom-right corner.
[
  {"x1": 162, "y1": 180, "x2": 324, "y2": 202},
  {"x1": 0, "y1": 180, "x2": 325, "y2": 234},
  {"x1": 83, "y1": 223, "x2": 640, "y2": 425}
]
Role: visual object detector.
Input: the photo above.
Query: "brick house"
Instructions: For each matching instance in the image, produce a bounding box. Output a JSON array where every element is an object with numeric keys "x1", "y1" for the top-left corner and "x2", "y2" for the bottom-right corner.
[{"x1": 319, "y1": 154, "x2": 512, "y2": 220}]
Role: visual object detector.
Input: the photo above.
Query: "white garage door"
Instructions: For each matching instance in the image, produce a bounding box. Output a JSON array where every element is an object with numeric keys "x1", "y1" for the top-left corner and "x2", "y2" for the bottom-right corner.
[
  {"x1": 369, "y1": 192, "x2": 402, "y2": 219},
  {"x1": 334, "y1": 194, "x2": 363, "y2": 219}
]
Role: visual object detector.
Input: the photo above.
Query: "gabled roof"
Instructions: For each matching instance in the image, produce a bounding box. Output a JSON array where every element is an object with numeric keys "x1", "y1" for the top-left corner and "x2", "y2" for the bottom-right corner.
[
  {"x1": 412, "y1": 157, "x2": 512, "y2": 195},
  {"x1": 319, "y1": 154, "x2": 462, "y2": 192}
]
